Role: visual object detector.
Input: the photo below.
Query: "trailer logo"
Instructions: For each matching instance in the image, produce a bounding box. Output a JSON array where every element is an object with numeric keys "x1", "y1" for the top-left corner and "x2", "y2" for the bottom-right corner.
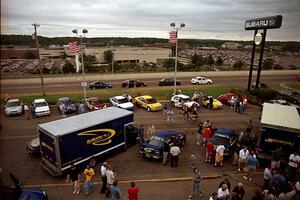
[
  {"x1": 78, "y1": 129, "x2": 116, "y2": 146},
  {"x1": 265, "y1": 138, "x2": 294, "y2": 146}
]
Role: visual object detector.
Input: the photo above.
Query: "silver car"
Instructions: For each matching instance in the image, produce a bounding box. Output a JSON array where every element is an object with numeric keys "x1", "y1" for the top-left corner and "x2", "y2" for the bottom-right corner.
[{"x1": 5, "y1": 98, "x2": 24, "y2": 116}]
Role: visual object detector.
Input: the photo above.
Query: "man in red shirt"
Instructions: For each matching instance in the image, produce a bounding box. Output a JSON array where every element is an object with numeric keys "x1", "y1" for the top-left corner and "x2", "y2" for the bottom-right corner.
[
  {"x1": 203, "y1": 126, "x2": 212, "y2": 146},
  {"x1": 128, "y1": 182, "x2": 140, "y2": 200},
  {"x1": 206, "y1": 140, "x2": 215, "y2": 163}
]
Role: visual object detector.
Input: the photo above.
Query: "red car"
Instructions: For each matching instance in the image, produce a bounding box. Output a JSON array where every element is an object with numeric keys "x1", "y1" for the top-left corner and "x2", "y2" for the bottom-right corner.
[
  {"x1": 217, "y1": 93, "x2": 248, "y2": 105},
  {"x1": 84, "y1": 97, "x2": 107, "y2": 110}
]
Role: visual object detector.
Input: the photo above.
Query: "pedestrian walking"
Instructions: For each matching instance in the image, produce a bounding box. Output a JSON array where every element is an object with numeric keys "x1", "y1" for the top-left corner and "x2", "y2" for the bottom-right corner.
[
  {"x1": 170, "y1": 145, "x2": 180, "y2": 167},
  {"x1": 163, "y1": 103, "x2": 168, "y2": 115},
  {"x1": 166, "y1": 108, "x2": 174, "y2": 124},
  {"x1": 232, "y1": 183, "x2": 245, "y2": 200},
  {"x1": 24, "y1": 103, "x2": 29, "y2": 120},
  {"x1": 66, "y1": 164, "x2": 80, "y2": 195},
  {"x1": 105, "y1": 164, "x2": 115, "y2": 197},
  {"x1": 83, "y1": 165, "x2": 95, "y2": 195},
  {"x1": 196, "y1": 122, "x2": 203, "y2": 145},
  {"x1": 238, "y1": 147, "x2": 249, "y2": 171},
  {"x1": 217, "y1": 183, "x2": 230, "y2": 200},
  {"x1": 128, "y1": 182, "x2": 140, "y2": 200},
  {"x1": 188, "y1": 168, "x2": 203, "y2": 199},
  {"x1": 214, "y1": 144, "x2": 225, "y2": 167},
  {"x1": 162, "y1": 139, "x2": 170, "y2": 165},
  {"x1": 243, "y1": 151, "x2": 259, "y2": 181},
  {"x1": 110, "y1": 180, "x2": 125, "y2": 200},
  {"x1": 100, "y1": 162, "x2": 108, "y2": 194},
  {"x1": 189, "y1": 154, "x2": 196, "y2": 169}
]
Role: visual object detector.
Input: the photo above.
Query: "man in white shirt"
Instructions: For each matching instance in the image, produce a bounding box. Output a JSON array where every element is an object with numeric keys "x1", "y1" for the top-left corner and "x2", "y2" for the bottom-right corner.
[
  {"x1": 100, "y1": 162, "x2": 107, "y2": 193},
  {"x1": 215, "y1": 145, "x2": 225, "y2": 167},
  {"x1": 238, "y1": 147, "x2": 249, "y2": 171},
  {"x1": 288, "y1": 151, "x2": 300, "y2": 180},
  {"x1": 105, "y1": 164, "x2": 115, "y2": 197},
  {"x1": 217, "y1": 183, "x2": 230, "y2": 200},
  {"x1": 170, "y1": 145, "x2": 180, "y2": 167}
]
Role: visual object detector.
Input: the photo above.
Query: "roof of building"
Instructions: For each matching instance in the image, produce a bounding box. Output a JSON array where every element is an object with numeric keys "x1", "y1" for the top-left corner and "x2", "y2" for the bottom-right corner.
[
  {"x1": 38, "y1": 107, "x2": 133, "y2": 136},
  {"x1": 261, "y1": 103, "x2": 300, "y2": 131}
]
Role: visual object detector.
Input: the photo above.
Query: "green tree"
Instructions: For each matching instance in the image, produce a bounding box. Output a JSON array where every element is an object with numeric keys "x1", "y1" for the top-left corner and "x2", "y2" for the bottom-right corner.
[
  {"x1": 62, "y1": 60, "x2": 76, "y2": 74},
  {"x1": 42, "y1": 67, "x2": 50, "y2": 74},
  {"x1": 262, "y1": 58, "x2": 274, "y2": 70},
  {"x1": 233, "y1": 60, "x2": 244, "y2": 70},
  {"x1": 162, "y1": 59, "x2": 175, "y2": 71},
  {"x1": 205, "y1": 55, "x2": 214, "y2": 66},
  {"x1": 104, "y1": 50, "x2": 113, "y2": 63},
  {"x1": 216, "y1": 56, "x2": 224, "y2": 66}
]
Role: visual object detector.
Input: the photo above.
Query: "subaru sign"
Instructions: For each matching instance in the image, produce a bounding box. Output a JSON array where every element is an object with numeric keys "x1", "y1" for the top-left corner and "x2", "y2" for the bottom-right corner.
[{"x1": 245, "y1": 15, "x2": 282, "y2": 30}]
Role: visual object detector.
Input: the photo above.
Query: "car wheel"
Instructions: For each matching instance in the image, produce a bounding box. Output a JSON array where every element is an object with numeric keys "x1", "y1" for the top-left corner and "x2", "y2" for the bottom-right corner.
[{"x1": 147, "y1": 107, "x2": 151, "y2": 112}]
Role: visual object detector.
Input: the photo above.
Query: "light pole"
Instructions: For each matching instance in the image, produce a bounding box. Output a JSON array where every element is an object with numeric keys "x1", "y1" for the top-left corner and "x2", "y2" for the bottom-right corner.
[
  {"x1": 170, "y1": 23, "x2": 185, "y2": 94},
  {"x1": 72, "y1": 28, "x2": 88, "y2": 100},
  {"x1": 32, "y1": 23, "x2": 45, "y2": 96}
]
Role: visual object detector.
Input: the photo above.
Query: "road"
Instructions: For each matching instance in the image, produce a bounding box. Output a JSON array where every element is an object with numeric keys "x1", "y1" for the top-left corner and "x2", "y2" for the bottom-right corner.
[
  {"x1": 1, "y1": 70, "x2": 299, "y2": 95},
  {"x1": 1, "y1": 102, "x2": 267, "y2": 199}
]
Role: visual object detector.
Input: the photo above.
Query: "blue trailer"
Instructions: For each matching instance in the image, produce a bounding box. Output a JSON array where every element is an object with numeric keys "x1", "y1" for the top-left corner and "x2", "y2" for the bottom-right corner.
[
  {"x1": 38, "y1": 107, "x2": 140, "y2": 176},
  {"x1": 257, "y1": 103, "x2": 300, "y2": 162}
]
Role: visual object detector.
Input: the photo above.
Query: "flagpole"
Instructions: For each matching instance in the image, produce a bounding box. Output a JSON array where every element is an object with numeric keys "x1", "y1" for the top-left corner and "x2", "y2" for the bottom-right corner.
[{"x1": 174, "y1": 29, "x2": 178, "y2": 95}]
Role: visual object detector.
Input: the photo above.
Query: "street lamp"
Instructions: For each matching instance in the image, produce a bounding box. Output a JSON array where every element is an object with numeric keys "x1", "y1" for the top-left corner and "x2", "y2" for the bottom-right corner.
[
  {"x1": 170, "y1": 22, "x2": 185, "y2": 94},
  {"x1": 72, "y1": 28, "x2": 88, "y2": 100}
]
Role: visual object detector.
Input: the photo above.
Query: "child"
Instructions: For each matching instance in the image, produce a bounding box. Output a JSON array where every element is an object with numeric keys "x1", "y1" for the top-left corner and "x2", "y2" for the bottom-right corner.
[{"x1": 189, "y1": 154, "x2": 196, "y2": 169}]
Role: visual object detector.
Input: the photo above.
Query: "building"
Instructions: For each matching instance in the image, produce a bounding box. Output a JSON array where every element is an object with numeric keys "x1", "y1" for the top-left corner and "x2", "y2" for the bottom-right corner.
[
  {"x1": 221, "y1": 42, "x2": 242, "y2": 50},
  {"x1": 0, "y1": 46, "x2": 38, "y2": 59}
]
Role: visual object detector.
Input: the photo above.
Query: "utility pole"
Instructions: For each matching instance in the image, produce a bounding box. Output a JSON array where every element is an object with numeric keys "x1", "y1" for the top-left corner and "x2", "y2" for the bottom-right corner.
[
  {"x1": 32, "y1": 23, "x2": 45, "y2": 96},
  {"x1": 111, "y1": 40, "x2": 114, "y2": 74}
]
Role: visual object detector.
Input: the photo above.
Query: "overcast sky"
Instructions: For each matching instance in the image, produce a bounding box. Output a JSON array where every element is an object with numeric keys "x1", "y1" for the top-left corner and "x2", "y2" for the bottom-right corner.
[{"x1": 1, "y1": 0, "x2": 300, "y2": 41}]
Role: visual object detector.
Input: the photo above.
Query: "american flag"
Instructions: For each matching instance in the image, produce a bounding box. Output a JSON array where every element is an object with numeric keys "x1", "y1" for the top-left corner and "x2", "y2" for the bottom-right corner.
[
  {"x1": 168, "y1": 31, "x2": 177, "y2": 44},
  {"x1": 68, "y1": 41, "x2": 81, "y2": 53}
]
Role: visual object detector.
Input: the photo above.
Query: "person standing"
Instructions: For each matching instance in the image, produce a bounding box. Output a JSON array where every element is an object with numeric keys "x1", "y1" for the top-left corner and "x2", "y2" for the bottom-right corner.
[
  {"x1": 209, "y1": 97, "x2": 214, "y2": 110},
  {"x1": 79, "y1": 101, "x2": 85, "y2": 114},
  {"x1": 205, "y1": 139, "x2": 214, "y2": 163},
  {"x1": 188, "y1": 168, "x2": 203, "y2": 199},
  {"x1": 166, "y1": 108, "x2": 174, "y2": 124},
  {"x1": 139, "y1": 124, "x2": 145, "y2": 143},
  {"x1": 163, "y1": 103, "x2": 168, "y2": 115},
  {"x1": 203, "y1": 126, "x2": 212, "y2": 147},
  {"x1": 106, "y1": 164, "x2": 115, "y2": 197},
  {"x1": 147, "y1": 124, "x2": 156, "y2": 139},
  {"x1": 83, "y1": 165, "x2": 95, "y2": 195},
  {"x1": 189, "y1": 154, "x2": 196, "y2": 169},
  {"x1": 197, "y1": 122, "x2": 203, "y2": 145},
  {"x1": 182, "y1": 105, "x2": 189, "y2": 120},
  {"x1": 110, "y1": 180, "x2": 125, "y2": 200},
  {"x1": 246, "y1": 120, "x2": 253, "y2": 134},
  {"x1": 238, "y1": 147, "x2": 249, "y2": 171},
  {"x1": 170, "y1": 145, "x2": 180, "y2": 167},
  {"x1": 217, "y1": 183, "x2": 230, "y2": 200},
  {"x1": 232, "y1": 183, "x2": 245, "y2": 200},
  {"x1": 128, "y1": 182, "x2": 140, "y2": 200},
  {"x1": 31, "y1": 106, "x2": 36, "y2": 120},
  {"x1": 162, "y1": 139, "x2": 170, "y2": 165},
  {"x1": 243, "y1": 151, "x2": 259, "y2": 181},
  {"x1": 288, "y1": 151, "x2": 300, "y2": 180},
  {"x1": 66, "y1": 164, "x2": 80, "y2": 195},
  {"x1": 209, "y1": 192, "x2": 218, "y2": 200},
  {"x1": 218, "y1": 177, "x2": 231, "y2": 192},
  {"x1": 75, "y1": 103, "x2": 79, "y2": 115},
  {"x1": 262, "y1": 165, "x2": 273, "y2": 190},
  {"x1": 215, "y1": 145, "x2": 225, "y2": 167},
  {"x1": 272, "y1": 147, "x2": 283, "y2": 170},
  {"x1": 100, "y1": 162, "x2": 108, "y2": 194},
  {"x1": 24, "y1": 103, "x2": 29, "y2": 120}
]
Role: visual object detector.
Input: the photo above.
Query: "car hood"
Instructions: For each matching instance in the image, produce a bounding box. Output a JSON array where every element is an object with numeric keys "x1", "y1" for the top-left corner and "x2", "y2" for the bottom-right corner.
[
  {"x1": 5, "y1": 106, "x2": 22, "y2": 112},
  {"x1": 149, "y1": 102, "x2": 162, "y2": 107},
  {"x1": 141, "y1": 142, "x2": 162, "y2": 151},
  {"x1": 64, "y1": 103, "x2": 75, "y2": 108},
  {"x1": 93, "y1": 104, "x2": 106, "y2": 108},
  {"x1": 119, "y1": 102, "x2": 134, "y2": 109},
  {"x1": 35, "y1": 106, "x2": 49, "y2": 112}
]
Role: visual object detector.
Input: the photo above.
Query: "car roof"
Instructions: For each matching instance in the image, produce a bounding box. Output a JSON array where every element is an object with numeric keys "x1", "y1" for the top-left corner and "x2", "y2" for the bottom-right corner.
[
  {"x1": 174, "y1": 94, "x2": 190, "y2": 99},
  {"x1": 155, "y1": 131, "x2": 185, "y2": 139},
  {"x1": 140, "y1": 95, "x2": 153, "y2": 99},
  {"x1": 113, "y1": 96, "x2": 126, "y2": 100},
  {"x1": 215, "y1": 128, "x2": 237, "y2": 138},
  {"x1": 7, "y1": 98, "x2": 20, "y2": 103},
  {"x1": 58, "y1": 97, "x2": 70, "y2": 101},
  {"x1": 33, "y1": 98, "x2": 47, "y2": 103},
  {"x1": 87, "y1": 97, "x2": 99, "y2": 100}
]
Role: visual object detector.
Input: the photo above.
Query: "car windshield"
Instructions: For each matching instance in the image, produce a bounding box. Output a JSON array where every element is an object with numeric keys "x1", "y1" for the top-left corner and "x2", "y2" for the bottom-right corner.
[
  {"x1": 91, "y1": 99, "x2": 100, "y2": 104},
  {"x1": 61, "y1": 99, "x2": 72, "y2": 104},
  {"x1": 212, "y1": 135, "x2": 230, "y2": 144},
  {"x1": 7, "y1": 101, "x2": 21, "y2": 107},
  {"x1": 149, "y1": 137, "x2": 164, "y2": 147},
  {"x1": 117, "y1": 98, "x2": 129, "y2": 104},
  {"x1": 145, "y1": 98, "x2": 157, "y2": 104},
  {"x1": 34, "y1": 102, "x2": 48, "y2": 107}
]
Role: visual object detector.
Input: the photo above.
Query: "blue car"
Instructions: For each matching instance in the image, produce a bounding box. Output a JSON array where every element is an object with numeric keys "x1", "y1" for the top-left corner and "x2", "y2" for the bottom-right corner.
[
  {"x1": 139, "y1": 131, "x2": 186, "y2": 159},
  {"x1": 57, "y1": 97, "x2": 76, "y2": 113},
  {"x1": 211, "y1": 128, "x2": 239, "y2": 156}
]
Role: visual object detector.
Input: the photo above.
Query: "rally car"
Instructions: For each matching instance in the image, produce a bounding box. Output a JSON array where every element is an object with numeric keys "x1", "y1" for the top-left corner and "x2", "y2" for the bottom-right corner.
[{"x1": 134, "y1": 95, "x2": 162, "y2": 112}]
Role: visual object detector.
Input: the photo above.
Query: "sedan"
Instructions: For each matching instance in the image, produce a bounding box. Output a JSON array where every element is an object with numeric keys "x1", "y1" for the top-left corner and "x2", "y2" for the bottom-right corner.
[
  {"x1": 57, "y1": 97, "x2": 76, "y2": 113},
  {"x1": 89, "y1": 81, "x2": 112, "y2": 89},
  {"x1": 134, "y1": 95, "x2": 162, "y2": 112},
  {"x1": 170, "y1": 94, "x2": 191, "y2": 107},
  {"x1": 109, "y1": 95, "x2": 134, "y2": 110},
  {"x1": 122, "y1": 80, "x2": 147, "y2": 88},
  {"x1": 211, "y1": 128, "x2": 239, "y2": 156},
  {"x1": 5, "y1": 98, "x2": 24, "y2": 116},
  {"x1": 85, "y1": 97, "x2": 107, "y2": 110},
  {"x1": 191, "y1": 76, "x2": 212, "y2": 85},
  {"x1": 32, "y1": 98, "x2": 50, "y2": 117},
  {"x1": 202, "y1": 95, "x2": 223, "y2": 109},
  {"x1": 158, "y1": 78, "x2": 181, "y2": 86}
]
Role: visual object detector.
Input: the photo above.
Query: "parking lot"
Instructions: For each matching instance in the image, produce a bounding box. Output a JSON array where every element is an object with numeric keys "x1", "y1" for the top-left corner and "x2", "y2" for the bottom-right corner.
[{"x1": 0, "y1": 102, "x2": 267, "y2": 199}]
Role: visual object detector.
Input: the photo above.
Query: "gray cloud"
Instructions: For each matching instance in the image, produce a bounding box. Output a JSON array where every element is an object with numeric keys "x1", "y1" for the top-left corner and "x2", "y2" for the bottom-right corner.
[{"x1": 1, "y1": 0, "x2": 300, "y2": 41}]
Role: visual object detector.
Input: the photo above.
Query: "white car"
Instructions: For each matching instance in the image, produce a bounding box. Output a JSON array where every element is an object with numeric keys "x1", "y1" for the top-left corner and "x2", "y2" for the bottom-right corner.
[
  {"x1": 191, "y1": 76, "x2": 212, "y2": 85},
  {"x1": 171, "y1": 94, "x2": 191, "y2": 108},
  {"x1": 109, "y1": 96, "x2": 134, "y2": 110},
  {"x1": 5, "y1": 98, "x2": 24, "y2": 116},
  {"x1": 32, "y1": 98, "x2": 50, "y2": 117}
]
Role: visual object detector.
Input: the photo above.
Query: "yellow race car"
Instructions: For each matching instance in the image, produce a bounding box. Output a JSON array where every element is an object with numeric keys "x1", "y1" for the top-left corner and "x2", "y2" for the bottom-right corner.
[
  {"x1": 202, "y1": 95, "x2": 223, "y2": 109},
  {"x1": 134, "y1": 95, "x2": 162, "y2": 112}
]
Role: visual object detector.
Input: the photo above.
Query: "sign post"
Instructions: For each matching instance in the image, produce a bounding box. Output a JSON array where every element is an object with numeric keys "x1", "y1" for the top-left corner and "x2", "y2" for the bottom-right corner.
[{"x1": 245, "y1": 15, "x2": 282, "y2": 91}]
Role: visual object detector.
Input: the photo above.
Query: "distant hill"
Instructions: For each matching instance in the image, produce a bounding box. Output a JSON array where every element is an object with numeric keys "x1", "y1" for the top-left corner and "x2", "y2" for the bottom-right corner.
[{"x1": 1, "y1": 34, "x2": 300, "y2": 51}]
